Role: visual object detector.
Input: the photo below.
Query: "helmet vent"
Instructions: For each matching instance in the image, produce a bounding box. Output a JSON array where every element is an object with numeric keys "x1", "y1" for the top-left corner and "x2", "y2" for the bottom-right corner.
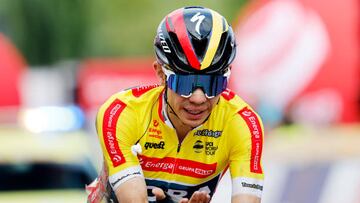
[
  {"x1": 191, "y1": 37, "x2": 208, "y2": 61},
  {"x1": 168, "y1": 32, "x2": 187, "y2": 65}
]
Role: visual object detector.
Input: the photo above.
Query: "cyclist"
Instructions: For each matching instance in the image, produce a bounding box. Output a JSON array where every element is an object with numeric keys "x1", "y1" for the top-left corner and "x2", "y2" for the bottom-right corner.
[{"x1": 87, "y1": 6, "x2": 264, "y2": 203}]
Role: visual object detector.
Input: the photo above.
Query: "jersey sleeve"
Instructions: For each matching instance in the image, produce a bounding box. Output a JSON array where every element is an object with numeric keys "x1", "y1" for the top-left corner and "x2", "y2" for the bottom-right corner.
[
  {"x1": 96, "y1": 94, "x2": 143, "y2": 190},
  {"x1": 226, "y1": 106, "x2": 265, "y2": 198}
]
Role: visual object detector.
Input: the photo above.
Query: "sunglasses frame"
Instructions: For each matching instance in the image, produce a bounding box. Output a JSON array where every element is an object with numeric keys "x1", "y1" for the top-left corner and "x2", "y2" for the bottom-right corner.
[{"x1": 162, "y1": 66, "x2": 231, "y2": 99}]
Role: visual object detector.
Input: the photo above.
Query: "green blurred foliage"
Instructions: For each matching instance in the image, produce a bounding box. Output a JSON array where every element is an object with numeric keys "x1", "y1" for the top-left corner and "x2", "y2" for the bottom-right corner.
[{"x1": 0, "y1": 0, "x2": 248, "y2": 66}]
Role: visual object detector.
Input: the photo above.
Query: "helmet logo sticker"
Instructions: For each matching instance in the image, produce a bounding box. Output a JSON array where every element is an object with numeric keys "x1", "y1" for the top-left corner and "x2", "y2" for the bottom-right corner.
[
  {"x1": 190, "y1": 12, "x2": 205, "y2": 35},
  {"x1": 158, "y1": 30, "x2": 171, "y2": 53}
]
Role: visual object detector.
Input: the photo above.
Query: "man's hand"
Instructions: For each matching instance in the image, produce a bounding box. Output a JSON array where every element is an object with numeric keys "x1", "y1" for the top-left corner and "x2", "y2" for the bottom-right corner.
[
  {"x1": 178, "y1": 191, "x2": 210, "y2": 203},
  {"x1": 152, "y1": 188, "x2": 210, "y2": 203},
  {"x1": 152, "y1": 187, "x2": 167, "y2": 201}
]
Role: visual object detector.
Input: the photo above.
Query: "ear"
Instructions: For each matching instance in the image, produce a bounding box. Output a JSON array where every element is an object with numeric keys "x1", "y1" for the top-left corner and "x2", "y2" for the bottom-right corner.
[{"x1": 153, "y1": 61, "x2": 166, "y2": 85}]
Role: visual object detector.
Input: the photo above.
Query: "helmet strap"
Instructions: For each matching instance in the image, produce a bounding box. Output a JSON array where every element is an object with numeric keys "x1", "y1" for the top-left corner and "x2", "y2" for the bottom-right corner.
[{"x1": 164, "y1": 85, "x2": 182, "y2": 126}]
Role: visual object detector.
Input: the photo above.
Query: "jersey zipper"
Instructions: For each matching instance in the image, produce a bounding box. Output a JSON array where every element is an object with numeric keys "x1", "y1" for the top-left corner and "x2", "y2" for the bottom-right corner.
[
  {"x1": 168, "y1": 142, "x2": 180, "y2": 192},
  {"x1": 168, "y1": 135, "x2": 190, "y2": 201}
]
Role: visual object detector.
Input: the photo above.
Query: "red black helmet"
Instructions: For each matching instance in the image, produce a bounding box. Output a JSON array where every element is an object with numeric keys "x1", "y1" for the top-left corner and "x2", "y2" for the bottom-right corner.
[{"x1": 154, "y1": 6, "x2": 236, "y2": 74}]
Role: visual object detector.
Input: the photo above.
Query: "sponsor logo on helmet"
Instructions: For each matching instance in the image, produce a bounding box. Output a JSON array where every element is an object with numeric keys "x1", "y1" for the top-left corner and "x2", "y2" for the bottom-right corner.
[
  {"x1": 190, "y1": 12, "x2": 206, "y2": 35},
  {"x1": 194, "y1": 129, "x2": 222, "y2": 138},
  {"x1": 158, "y1": 30, "x2": 171, "y2": 53},
  {"x1": 144, "y1": 141, "x2": 165, "y2": 150}
]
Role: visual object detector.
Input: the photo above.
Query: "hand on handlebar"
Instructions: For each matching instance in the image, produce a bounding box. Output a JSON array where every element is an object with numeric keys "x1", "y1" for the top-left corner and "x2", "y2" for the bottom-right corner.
[{"x1": 152, "y1": 187, "x2": 210, "y2": 203}]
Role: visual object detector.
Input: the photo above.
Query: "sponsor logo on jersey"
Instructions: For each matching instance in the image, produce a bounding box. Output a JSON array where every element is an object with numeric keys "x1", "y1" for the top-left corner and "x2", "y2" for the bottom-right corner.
[
  {"x1": 205, "y1": 142, "x2": 218, "y2": 155},
  {"x1": 148, "y1": 128, "x2": 163, "y2": 139},
  {"x1": 241, "y1": 182, "x2": 263, "y2": 191},
  {"x1": 138, "y1": 155, "x2": 217, "y2": 178},
  {"x1": 131, "y1": 85, "x2": 159, "y2": 97},
  {"x1": 148, "y1": 120, "x2": 163, "y2": 139},
  {"x1": 221, "y1": 88, "x2": 235, "y2": 101},
  {"x1": 111, "y1": 171, "x2": 142, "y2": 187},
  {"x1": 194, "y1": 129, "x2": 222, "y2": 138},
  {"x1": 193, "y1": 140, "x2": 204, "y2": 153},
  {"x1": 103, "y1": 99, "x2": 127, "y2": 167},
  {"x1": 238, "y1": 107, "x2": 263, "y2": 173},
  {"x1": 193, "y1": 140, "x2": 218, "y2": 155},
  {"x1": 144, "y1": 141, "x2": 165, "y2": 150},
  {"x1": 153, "y1": 119, "x2": 159, "y2": 127}
]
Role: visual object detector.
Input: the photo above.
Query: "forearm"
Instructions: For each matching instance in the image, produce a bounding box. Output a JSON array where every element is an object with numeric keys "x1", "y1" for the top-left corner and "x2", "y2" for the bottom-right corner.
[
  {"x1": 115, "y1": 176, "x2": 148, "y2": 203},
  {"x1": 232, "y1": 194, "x2": 261, "y2": 203}
]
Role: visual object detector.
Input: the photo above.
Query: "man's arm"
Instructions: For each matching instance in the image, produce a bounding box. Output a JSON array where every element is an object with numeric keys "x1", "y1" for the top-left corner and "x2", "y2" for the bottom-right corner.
[
  {"x1": 95, "y1": 95, "x2": 148, "y2": 203},
  {"x1": 232, "y1": 194, "x2": 261, "y2": 203},
  {"x1": 227, "y1": 106, "x2": 265, "y2": 203},
  {"x1": 114, "y1": 176, "x2": 148, "y2": 203}
]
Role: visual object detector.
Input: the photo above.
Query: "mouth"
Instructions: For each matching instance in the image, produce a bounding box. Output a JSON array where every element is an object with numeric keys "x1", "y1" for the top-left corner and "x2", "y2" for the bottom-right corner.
[
  {"x1": 183, "y1": 107, "x2": 207, "y2": 120},
  {"x1": 184, "y1": 109, "x2": 204, "y2": 115}
]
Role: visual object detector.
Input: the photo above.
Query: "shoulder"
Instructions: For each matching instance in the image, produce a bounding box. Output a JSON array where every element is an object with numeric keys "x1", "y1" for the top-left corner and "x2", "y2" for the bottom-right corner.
[
  {"x1": 217, "y1": 89, "x2": 258, "y2": 118},
  {"x1": 97, "y1": 85, "x2": 164, "y2": 117},
  {"x1": 100, "y1": 85, "x2": 163, "y2": 108},
  {"x1": 217, "y1": 89, "x2": 264, "y2": 138},
  {"x1": 219, "y1": 89, "x2": 249, "y2": 111}
]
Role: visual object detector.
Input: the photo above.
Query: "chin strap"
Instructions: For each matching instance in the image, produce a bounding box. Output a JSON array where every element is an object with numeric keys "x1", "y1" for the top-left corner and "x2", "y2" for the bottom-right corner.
[{"x1": 164, "y1": 85, "x2": 181, "y2": 120}]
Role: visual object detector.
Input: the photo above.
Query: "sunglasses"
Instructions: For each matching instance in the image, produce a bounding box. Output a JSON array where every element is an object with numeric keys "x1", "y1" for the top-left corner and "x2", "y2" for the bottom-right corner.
[{"x1": 163, "y1": 67, "x2": 230, "y2": 99}]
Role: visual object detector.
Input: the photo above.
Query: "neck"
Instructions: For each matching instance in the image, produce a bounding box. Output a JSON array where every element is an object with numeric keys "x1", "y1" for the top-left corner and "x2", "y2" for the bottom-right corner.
[{"x1": 166, "y1": 105, "x2": 192, "y2": 142}]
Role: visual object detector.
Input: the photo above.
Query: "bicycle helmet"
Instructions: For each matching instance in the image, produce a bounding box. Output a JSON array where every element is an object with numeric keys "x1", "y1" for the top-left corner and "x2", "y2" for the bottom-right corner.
[{"x1": 154, "y1": 6, "x2": 236, "y2": 75}]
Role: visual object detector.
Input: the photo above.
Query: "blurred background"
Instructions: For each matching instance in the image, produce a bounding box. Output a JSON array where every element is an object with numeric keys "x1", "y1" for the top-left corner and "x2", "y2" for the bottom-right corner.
[{"x1": 0, "y1": 0, "x2": 359, "y2": 202}]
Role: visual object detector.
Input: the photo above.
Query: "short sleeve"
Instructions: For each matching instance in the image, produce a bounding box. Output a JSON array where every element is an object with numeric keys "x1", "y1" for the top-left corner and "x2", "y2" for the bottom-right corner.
[
  {"x1": 226, "y1": 106, "x2": 264, "y2": 198},
  {"x1": 96, "y1": 95, "x2": 143, "y2": 190}
]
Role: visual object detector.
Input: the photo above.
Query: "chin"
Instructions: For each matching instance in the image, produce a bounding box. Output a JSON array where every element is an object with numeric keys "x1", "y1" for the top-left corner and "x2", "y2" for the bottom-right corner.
[
  {"x1": 182, "y1": 117, "x2": 207, "y2": 128},
  {"x1": 178, "y1": 109, "x2": 210, "y2": 128},
  {"x1": 186, "y1": 122, "x2": 202, "y2": 128}
]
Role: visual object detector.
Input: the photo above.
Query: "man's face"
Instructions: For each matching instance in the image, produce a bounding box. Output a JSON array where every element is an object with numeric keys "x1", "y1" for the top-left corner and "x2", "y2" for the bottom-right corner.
[{"x1": 166, "y1": 88, "x2": 220, "y2": 128}]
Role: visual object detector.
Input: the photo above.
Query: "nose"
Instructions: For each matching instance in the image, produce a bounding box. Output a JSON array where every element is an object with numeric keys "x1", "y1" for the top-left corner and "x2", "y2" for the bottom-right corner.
[{"x1": 188, "y1": 88, "x2": 207, "y2": 104}]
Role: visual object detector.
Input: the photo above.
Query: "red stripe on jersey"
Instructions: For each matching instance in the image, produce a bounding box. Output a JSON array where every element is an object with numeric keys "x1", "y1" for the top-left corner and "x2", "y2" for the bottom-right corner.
[
  {"x1": 220, "y1": 164, "x2": 229, "y2": 180},
  {"x1": 238, "y1": 107, "x2": 263, "y2": 173},
  {"x1": 132, "y1": 85, "x2": 159, "y2": 97},
  {"x1": 103, "y1": 99, "x2": 127, "y2": 167},
  {"x1": 138, "y1": 155, "x2": 217, "y2": 178},
  {"x1": 169, "y1": 9, "x2": 201, "y2": 69},
  {"x1": 221, "y1": 89, "x2": 235, "y2": 101}
]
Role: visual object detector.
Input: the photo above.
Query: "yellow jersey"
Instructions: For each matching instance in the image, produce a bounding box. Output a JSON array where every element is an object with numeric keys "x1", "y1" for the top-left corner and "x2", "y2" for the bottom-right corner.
[{"x1": 96, "y1": 85, "x2": 264, "y2": 202}]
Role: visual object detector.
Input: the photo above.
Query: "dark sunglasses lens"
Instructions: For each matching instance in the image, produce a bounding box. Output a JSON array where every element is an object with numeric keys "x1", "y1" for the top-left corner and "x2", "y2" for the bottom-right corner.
[
  {"x1": 167, "y1": 74, "x2": 227, "y2": 98},
  {"x1": 167, "y1": 75, "x2": 193, "y2": 96}
]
